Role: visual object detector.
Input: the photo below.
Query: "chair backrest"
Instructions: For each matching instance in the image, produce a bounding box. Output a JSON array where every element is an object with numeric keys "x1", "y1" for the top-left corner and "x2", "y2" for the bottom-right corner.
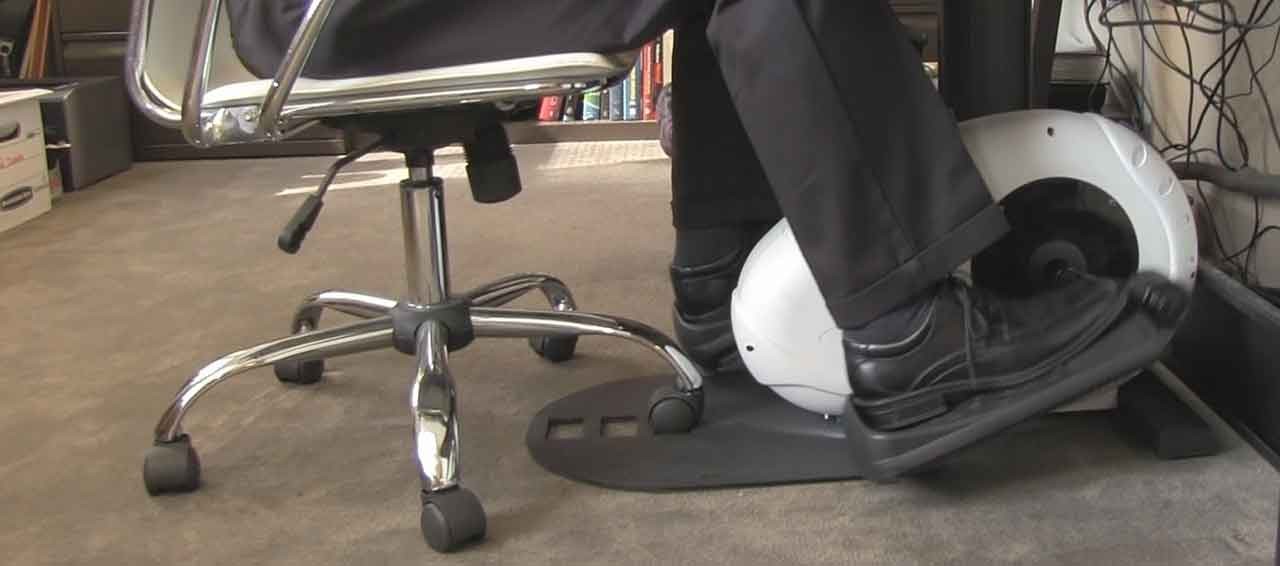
[
  {"x1": 127, "y1": 1, "x2": 255, "y2": 128},
  {"x1": 126, "y1": 0, "x2": 638, "y2": 149}
]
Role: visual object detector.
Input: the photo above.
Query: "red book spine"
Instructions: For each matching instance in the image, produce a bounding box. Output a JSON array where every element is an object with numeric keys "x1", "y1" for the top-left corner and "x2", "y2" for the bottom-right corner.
[
  {"x1": 641, "y1": 43, "x2": 655, "y2": 120},
  {"x1": 653, "y1": 36, "x2": 664, "y2": 91},
  {"x1": 537, "y1": 96, "x2": 563, "y2": 121}
]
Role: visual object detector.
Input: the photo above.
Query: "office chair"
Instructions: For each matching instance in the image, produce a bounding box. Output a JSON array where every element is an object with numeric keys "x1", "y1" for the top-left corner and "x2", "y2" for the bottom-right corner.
[{"x1": 126, "y1": 0, "x2": 705, "y2": 552}]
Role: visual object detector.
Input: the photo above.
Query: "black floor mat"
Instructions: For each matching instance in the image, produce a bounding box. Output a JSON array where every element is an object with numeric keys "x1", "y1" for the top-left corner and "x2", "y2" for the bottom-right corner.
[{"x1": 526, "y1": 373, "x2": 861, "y2": 491}]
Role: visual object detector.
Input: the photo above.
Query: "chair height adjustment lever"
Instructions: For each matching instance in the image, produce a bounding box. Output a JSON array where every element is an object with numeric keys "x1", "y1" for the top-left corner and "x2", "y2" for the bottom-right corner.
[
  {"x1": 278, "y1": 194, "x2": 325, "y2": 254},
  {"x1": 275, "y1": 137, "x2": 383, "y2": 255}
]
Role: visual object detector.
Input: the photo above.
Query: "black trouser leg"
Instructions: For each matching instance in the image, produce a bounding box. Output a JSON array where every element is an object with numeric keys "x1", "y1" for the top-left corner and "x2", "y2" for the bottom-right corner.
[
  {"x1": 705, "y1": 0, "x2": 1009, "y2": 327},
  {"x1": 670, "y1": 10, "x2": 781, "y2": 230},
  {"x1": 667, "y1": 13, "x2": 780, "y2": 370}
]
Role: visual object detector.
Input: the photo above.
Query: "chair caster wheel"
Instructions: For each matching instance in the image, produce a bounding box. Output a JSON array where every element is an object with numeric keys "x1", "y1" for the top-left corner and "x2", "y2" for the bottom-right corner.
[
  {"x1": 420, "y1": 488, "x2": 487, "y2": 553},
  {"x1": 648, "y1": 386, "x2": 703, "y2": 434},
  {"x1": 529, "y1": 336, "x2": 577, "y2": 363},
  {"x1": 143, "y1": 435, "x2": 201, "y2": 495},
  {"x1": 274, "y1": 358, "x2": 325, "y2": 385}
]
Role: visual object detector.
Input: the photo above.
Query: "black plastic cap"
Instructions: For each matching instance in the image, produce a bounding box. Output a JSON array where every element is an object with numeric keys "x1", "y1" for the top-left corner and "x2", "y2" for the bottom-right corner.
[
  {"x1": 277, "y1": 195, "x2": 325, "y2": 254},
  {"x1": 464, "y1": 123, "x2": 521, "y2": 204}
]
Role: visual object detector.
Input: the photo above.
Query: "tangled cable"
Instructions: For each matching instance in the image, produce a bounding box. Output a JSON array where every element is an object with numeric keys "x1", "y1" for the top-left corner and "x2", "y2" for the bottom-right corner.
[{"x1": 1085, "y1": 0, "x2": 1280, "y2": 287}]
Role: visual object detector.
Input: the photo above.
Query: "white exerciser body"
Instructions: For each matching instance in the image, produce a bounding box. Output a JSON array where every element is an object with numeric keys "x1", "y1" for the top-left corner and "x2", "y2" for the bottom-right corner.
[{"x1": 732, "y1": 110, "x2": 1199, "y2": 415}]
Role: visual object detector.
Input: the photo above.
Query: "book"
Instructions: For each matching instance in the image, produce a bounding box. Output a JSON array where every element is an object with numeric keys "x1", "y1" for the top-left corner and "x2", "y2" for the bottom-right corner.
[
  {"x1": 582, "y1": 90, "x2": 601, "y2": 121},
  {"x1": 653, "y1": 36, "x2": 664, "y2": 91},
  {"x1": 537, "y1": 96, "x2": 564, "y2": 121},
  {"x1": 562, "y1": 94, "x2": 580, "y2": 121},
  {"x1": 21, "y1": 0, "x2": 52, "y2": 79},
  {"x1": 641, "y1": 43, "x2": 655, "y2": 120},
  {"x1": 625, "y1": 62, "x2": 641, "y2": 120},
  {"x1": 608, "y1": 82, "x2": 625, "y2": 121},
  {"x1": 662, "y1": 30, "x2": 675, "y2": 85},
  {"x1": 1053, "y1": 53, "x2": 1108, "y2": 83}
]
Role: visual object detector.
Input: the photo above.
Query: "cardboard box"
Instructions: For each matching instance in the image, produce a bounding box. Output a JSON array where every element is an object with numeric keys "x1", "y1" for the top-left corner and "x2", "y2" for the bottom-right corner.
[{"x1": 0, "y1": 89, "x2": 51, "y2": 234}]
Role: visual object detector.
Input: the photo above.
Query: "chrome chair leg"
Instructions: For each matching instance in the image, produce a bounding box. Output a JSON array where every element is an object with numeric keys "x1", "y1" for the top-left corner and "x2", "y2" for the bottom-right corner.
[
  {"x1": 470, "y1": 307, "x2": 705, "y2": 433},
  {"x1": 292, "y1": 289, "x2": 398, "y2": 332},
  {"x1": 274, "y1": 291, "x2": 397, "y2": 386},
  {"x1": 471, "y1": 307, "x2": 704, "y2": 392},
  {"x1": 412, "y1": 319, "x2": 487, "y2": 552},
  {"x1": 142, "y1": 317, "x2": 397, "y2": 496},
  {"x1": 412, "y1": 320, "x2": 460, "y2": 492},
  {"x1": 153, "y1": 317, "x2": 396, "y2": 444},
  {"x1": 463, "y1": 274, "x2": 580, "y2": 363},
  {"x1": 462, "y1": 274, "x2": 576, "y2": 311}
]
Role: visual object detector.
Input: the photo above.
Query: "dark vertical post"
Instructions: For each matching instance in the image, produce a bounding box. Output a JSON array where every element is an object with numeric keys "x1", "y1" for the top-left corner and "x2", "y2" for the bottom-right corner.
[
  {"x1": 48, "y1": 0, "x2": 65, "y2": 77},
  {"x1": 1031, "y1": 0, "x2": 1064, "y2": 108},
  {"x1": 939, "y1": 0, "x2": 1031, "y2": 120}
]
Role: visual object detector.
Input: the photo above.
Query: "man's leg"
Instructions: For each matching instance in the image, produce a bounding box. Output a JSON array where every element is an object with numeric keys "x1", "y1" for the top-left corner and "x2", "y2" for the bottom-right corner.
[
  {"x1": 668, "y1": 10, "x2": 781, "y2": 370},
  {"x1": 707, "y1": 0, "x2": 1006, "y2": 328},
  {"x1": 670, "y1": 15, "x2": 780, "y2": 233},
  {"x1": 706, "y1": 0, "x2": 1128, "y2": 428}
]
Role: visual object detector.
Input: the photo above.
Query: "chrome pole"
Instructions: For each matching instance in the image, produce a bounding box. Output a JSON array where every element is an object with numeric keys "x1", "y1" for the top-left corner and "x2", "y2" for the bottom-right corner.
[{"x1": 401, "y1": 154, "x2": 450, "y2": 305}]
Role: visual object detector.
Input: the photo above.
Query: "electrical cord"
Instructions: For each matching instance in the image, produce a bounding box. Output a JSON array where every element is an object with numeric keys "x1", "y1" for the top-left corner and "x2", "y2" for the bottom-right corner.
[{"x1": 1085, "y1": 0, "x2": 1280, "y2": 288}]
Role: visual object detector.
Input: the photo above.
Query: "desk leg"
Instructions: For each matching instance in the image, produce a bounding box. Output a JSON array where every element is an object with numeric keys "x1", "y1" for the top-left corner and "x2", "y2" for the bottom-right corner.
[
  {"x1": 1031, "y1": 0, "x2": 1064, "y2": 108},
  {"x1": 940, "y1": 0, "x2": 1030, "y2": 119}
]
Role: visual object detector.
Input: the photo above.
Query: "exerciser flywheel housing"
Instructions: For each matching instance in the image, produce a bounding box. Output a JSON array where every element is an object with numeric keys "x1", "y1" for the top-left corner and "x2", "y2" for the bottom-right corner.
[{"x1": 731, "y1": 110, "x2": 1198, "y2": 416}]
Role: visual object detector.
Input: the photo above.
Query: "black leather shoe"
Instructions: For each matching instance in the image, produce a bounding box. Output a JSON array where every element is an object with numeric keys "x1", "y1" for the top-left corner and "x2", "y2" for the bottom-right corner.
[
  {"x1": 670, "y1": 224, "x2": 771, "y2": 372},
  {"x1": 844, "y1": 274, "x2": 1129, "y2": 430}
]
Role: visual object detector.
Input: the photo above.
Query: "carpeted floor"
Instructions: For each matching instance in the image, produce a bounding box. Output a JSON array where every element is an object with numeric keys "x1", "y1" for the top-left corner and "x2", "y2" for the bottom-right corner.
[{"x1": 0, "y1": 142, "x2": 1275, "y2": 565}]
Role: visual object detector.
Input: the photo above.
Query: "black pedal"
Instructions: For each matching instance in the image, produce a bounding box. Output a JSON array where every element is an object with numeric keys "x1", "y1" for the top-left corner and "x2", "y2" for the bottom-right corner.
[{"x1": 845, "y1": 276, "x2": 1190, "y2": 481}]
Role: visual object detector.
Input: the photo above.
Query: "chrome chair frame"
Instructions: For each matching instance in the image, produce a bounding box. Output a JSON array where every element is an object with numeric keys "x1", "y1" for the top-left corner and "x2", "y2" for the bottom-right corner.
[
  {"x1": 128, "y1": 0, "x2": 704, "y2": 551},
  {"x1": 126, "y1": 0, "x2": 636, "y2": 147}
]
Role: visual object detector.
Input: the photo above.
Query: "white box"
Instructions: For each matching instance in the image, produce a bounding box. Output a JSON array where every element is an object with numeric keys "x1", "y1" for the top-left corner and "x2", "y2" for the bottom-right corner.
[{"x1": 0, "y1": 89, "x2": 51, "y2": 235}]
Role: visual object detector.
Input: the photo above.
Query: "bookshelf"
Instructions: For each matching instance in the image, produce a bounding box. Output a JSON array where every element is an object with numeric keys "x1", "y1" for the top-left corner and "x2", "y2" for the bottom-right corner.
[
  {"x1": 526, "y1": 29, "x2": 672, "y2": 144},
  {"x1": 507, "y1": 120, "x2": 658, "y2": 145},
  {"x1": 515, "y1": 1, "x2": 939, "y2": 144}
]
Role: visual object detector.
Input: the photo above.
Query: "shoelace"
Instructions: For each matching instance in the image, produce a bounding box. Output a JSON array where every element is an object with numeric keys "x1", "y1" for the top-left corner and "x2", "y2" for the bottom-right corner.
[
  {"x1": 950, "y1": 267, "x2": 1087, "y2": 392},
  {"x1": 948, "y1": 277, "x2": 982, "y2": 391}
]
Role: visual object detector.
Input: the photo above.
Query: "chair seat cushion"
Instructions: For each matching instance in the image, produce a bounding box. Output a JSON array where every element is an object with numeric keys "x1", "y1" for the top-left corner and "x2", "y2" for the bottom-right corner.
[{"x1": 226, "y1": 0, "x2": 682, "y2": 80}]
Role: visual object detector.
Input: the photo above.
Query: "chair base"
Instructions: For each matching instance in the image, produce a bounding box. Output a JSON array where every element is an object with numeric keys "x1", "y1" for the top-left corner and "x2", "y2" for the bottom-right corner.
[
  {"x1": 142, "y1": 274, "x2": 705, "y2": 551},
  {"x1": 142, "y1": 145, "x2": 706, "y2": 553}
]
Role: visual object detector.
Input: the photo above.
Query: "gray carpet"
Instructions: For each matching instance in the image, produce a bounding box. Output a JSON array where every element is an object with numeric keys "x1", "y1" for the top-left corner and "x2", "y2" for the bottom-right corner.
[{"x1": 0, "y1": 143, "x2": 1275, "y2": 565}]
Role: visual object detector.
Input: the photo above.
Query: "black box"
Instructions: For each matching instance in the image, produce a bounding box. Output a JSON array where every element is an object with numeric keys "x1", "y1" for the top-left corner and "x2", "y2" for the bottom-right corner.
[{"x1": 0, "y1": 76, "x2": 133, "y2": 191}]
